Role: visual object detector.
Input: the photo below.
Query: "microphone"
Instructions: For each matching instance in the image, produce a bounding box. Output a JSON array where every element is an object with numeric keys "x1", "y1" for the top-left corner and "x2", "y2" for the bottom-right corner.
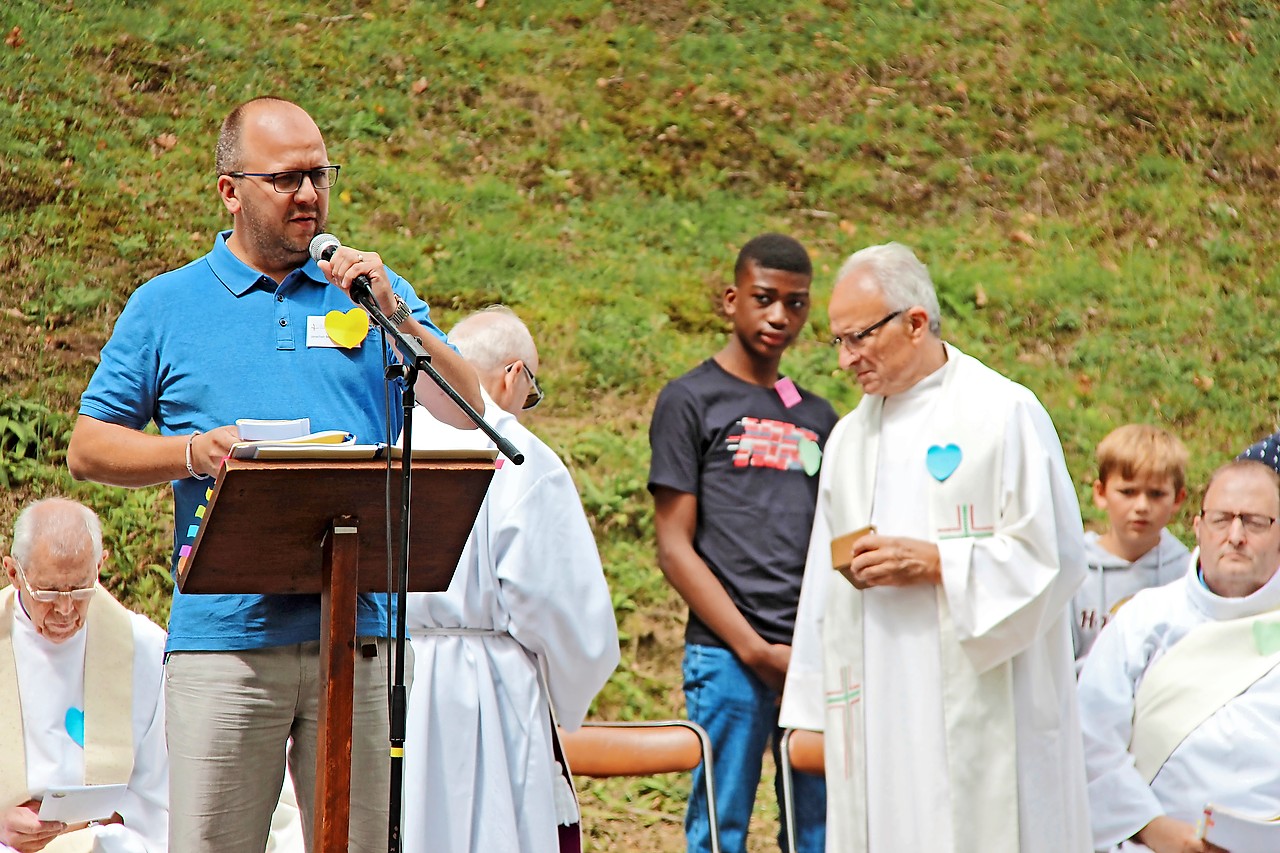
[{"x1": 309, "y1": 233, "x2": 373, "y2": 301}]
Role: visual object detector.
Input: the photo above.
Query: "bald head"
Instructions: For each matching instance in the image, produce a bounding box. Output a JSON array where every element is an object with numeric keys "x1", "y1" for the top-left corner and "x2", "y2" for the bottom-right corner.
[{"x1": 215, "y1": 97, "x2": 322, "y2": 175}]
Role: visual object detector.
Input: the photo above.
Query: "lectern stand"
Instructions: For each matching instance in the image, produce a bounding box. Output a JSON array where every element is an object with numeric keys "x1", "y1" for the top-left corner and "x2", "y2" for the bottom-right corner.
[{"x1": 176, "y1": 453, "x2": 494, "y2": 852}]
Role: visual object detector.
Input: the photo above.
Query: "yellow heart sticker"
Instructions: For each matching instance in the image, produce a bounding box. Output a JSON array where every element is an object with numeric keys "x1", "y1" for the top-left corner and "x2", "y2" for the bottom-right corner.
[{"x1": 324, "y1": 308, "x2": 370, "y2": 348}]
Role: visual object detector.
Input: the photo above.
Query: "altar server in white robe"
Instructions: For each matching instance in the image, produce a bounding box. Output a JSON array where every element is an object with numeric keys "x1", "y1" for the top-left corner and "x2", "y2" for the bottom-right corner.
[
  {"x1": 0, "y1": 498, "x2": 167, "y2": 853},
  {"x1": 780, "y1": 242, "x2": 1091, "y2": 853},
  {"x1": 401, "y1": 306, "x2": 620, "y2": 853},
  {"x1": 1079, "y1": 459, "x2": 1280, "y2": 853}
]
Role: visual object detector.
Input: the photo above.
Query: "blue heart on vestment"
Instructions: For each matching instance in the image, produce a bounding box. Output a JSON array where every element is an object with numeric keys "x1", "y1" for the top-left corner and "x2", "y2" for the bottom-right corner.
[
  {"x1": 926, "y1": 444, "x2": 963, "y2": 481},
  {"x1": 65, "y1": 706, "x2": 85, "y2": 748}
]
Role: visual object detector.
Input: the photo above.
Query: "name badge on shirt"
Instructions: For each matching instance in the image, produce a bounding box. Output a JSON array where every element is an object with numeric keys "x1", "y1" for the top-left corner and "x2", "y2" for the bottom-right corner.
[{"x1": 307, "y1": 314, "x2": 367, "y2": 349}]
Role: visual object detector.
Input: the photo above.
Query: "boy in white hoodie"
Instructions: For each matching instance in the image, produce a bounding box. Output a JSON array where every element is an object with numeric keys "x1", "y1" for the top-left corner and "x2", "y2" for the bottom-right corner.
[{"x1": 1072, "y1": 423, "x2": 1190, "y2": 668}]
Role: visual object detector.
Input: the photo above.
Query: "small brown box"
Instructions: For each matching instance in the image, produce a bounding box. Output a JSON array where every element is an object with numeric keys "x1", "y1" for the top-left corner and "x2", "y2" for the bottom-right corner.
[{"x1": 830, "y1": 525, "x2": 875, "y2": 572}]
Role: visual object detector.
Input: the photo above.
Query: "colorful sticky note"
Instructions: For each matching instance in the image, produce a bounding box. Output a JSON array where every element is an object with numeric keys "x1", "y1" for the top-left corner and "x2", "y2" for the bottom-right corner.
[
  {"x1": 775, "y1": 377, "x2": 802, "y2": 409},
  {"x1": 495, "y1": 458, "x2": 505, "y2": 469},
  {"x1": 324, "y1": 307, "x2": 370, "y2": 348},
  {"x1": 798, "y1": 437, "x2": 822, "y2": 476},
  {"x1": 65, "y1": 707, "x2": 85, "y2": 748},
  {"x1": 206, "y1": 488, "x2": 214, "y2": 501},
  {"x1": 195, "y1": 505, "x2": 206, "y2": 518},
  {"x1": 926, "y1": 444, "x2": 963, "y2": 482},
  {"x1": 187, "y1": 525, "x2": 200, "y2": 538},
  {"x1": 179, "y1": 545, "x2": 192, "y2": 558},
  {"x1": 1255, "y1": 620, "x2": 1280, "y2": 656}
]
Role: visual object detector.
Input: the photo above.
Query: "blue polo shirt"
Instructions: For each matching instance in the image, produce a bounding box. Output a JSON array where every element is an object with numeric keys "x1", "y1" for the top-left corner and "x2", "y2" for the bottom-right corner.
[{"x1": 79, "y1": 231, "x2": 448, "y2": 652}]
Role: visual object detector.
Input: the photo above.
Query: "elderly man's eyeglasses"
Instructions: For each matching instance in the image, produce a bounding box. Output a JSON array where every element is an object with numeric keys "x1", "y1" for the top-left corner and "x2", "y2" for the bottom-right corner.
[
  {"x1": 830, "y1": 311, "x2": 903, "y2": 354},
  {"x1": 1200, "y1": 509, "x2": 1278, "y2": 535},
  {"x1": 224, "y1": 165, "x2": 341, "y2": 194},
  {"x1": 11, "y1": 557, "x2": 97, "y2": 604},
  {"x1": 506, "y1": 362, "x2": 544, "y2": 411}
]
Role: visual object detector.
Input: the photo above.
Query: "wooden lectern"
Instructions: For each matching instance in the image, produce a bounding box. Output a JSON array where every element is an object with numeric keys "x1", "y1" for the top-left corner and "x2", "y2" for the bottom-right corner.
[{"x1": 176, "y1": 453, "x2": 494, "y2": 852}]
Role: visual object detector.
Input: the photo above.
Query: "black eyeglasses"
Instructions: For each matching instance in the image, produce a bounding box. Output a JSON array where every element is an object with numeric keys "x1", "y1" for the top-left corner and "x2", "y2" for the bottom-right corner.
[
  {"x1": 831, "y1": 310, "x2": 903, "y2": 354},
  {"x1": 506, "y1": 362, "x2": 544, "y2": 411},
  {"x1": 224, "y1": 165, "x2": 341, "y2": 194},
  {"x1": 1200, "y1": 509, "x2": 1278, "y2": 535}
]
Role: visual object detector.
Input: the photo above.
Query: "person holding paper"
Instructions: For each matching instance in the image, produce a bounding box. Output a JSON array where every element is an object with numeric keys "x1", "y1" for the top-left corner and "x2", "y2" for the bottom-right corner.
[
  {"x1": 780, "y1": 242, "x2": 1091, "y2": 852},
  {"x1": 0, "y1": 498, "x2": 167, "y2": 853},
  {"x1": 649, "y1": 233, "x2": 837, "y2": 853},
  {"x1": 65, "y1": 96, "x2": 482, "y2": 852},
  {"x1": 1078, "y1": 459, "x2": 1280, "y2": 853},
  {"x1": 400, "y1": 307, "x2": 620, "y2": 853}
]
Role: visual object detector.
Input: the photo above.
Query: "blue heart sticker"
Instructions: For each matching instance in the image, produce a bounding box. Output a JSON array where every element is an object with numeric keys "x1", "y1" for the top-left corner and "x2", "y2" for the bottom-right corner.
[
  {"x1": 65, "y1": 706, "x2": 85, "y2": 748},
  {"x1": 926, "y1": 444, "x2": 962, "y2": 482}
]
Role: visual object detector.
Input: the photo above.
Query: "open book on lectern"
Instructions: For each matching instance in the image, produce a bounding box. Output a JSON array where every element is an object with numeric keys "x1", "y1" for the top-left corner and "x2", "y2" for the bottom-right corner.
[{"x1": 230, "y1": 442, "x2": 498, "y2": 461}]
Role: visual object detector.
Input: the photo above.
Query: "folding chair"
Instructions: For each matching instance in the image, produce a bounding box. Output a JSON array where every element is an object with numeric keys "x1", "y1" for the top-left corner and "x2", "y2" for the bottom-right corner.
[
  {"x1": 560, "y1": 720, "x2": 721, "y2": 853},
  {"x1": 779, "y1": 728, "x2": 824, "y2": 853}
]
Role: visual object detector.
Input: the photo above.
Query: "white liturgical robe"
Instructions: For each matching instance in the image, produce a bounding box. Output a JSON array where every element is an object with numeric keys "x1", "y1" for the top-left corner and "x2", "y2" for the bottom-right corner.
[
  {"x1": 0, "y1": 587, "x2": 167, "y2": 853},
  {"x1": 1078, "y1": 559, "x2": 1280, "y2": 851},
  {"x1": 401, "y1": 401, "x2": 620, "y2": 853},
  {"x1": 781, "y1": 344, "x2": 1091, "y2": 853}
]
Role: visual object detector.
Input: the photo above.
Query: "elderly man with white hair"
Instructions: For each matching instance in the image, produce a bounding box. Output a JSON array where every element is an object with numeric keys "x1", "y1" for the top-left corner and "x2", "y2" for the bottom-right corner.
[
  {"x1": 781, "y1": 242, "x2": 1091, "y2": 853},
  {"x1": 401, "y1": 306, "x2": 619, "y2": 853},
  {"x1": 0, "y1": 498, "x2": 167, "y2": 853}
]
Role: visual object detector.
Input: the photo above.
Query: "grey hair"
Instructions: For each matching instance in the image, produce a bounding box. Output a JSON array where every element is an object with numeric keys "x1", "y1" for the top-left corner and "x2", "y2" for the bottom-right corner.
[
  {"x1": 448, "y1": 306, "x2": 537, "y2": 372},
  {"x1": 836, "y1": 242, "x2": 942, "y2": 336},
  {"x1": 11, "y1": 498, "x2": 103, "y2": 569}
]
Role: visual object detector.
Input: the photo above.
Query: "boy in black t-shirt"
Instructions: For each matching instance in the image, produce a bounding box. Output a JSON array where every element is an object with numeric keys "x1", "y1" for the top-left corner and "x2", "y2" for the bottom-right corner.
[{"x1": 649, "y1": 234, "x2": 836, "y2": 853}]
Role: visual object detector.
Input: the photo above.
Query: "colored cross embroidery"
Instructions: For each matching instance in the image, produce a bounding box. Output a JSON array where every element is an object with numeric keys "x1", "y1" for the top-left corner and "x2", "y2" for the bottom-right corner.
[
  {"x1": 936, "y1": 503, "x2": 995, "y2": 540},
  {"x1": 725, "y1": 417, "x2": 820, "y2": 471},
  {"x1": 826, "y1": 667, "x2": 861, "y2": 780}
]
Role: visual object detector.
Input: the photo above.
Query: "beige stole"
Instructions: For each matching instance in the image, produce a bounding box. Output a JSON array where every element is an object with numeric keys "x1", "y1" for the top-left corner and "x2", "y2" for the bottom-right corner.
[
  {"x1": 821, "y1": 348, "x2": 1020, "y2": 853},
  {"x1": 0, "y1": 585, "x2": 136, "y2": 852},
  {"x1": 1131, "y1": 609, "x2": 1280, "y2": 783}
]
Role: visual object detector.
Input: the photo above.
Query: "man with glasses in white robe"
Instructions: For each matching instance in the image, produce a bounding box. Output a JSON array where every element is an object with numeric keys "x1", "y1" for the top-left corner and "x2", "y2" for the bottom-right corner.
[
  {"x1": 401, "y1": 307, "x2": 619, "y2": 853},
  {"x1": 781, "y1": 242, "x2": 1091, "y2": 853},
  {"x1": 1079, "y1": 459, "x2": 1280, "y2": 853},
  {"x1": 0, "y1": 498, "x2": 167, "y2": 853}
]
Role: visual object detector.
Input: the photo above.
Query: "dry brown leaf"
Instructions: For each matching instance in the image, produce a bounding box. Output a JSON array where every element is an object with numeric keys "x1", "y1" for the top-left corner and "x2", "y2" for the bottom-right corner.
[
  {"x1": 974, "y1": 284, "x2": 988, "y2": 308},
  {"x1": 1010, "y1": 230, "x2": 1035, "y2": 246},
  {"x1": 411, "y1": 77, "x2": 429, "y2": 95},
  {"x1": 154, "y1": 133, "x2": 178, "y2": 152},
  {"x1": 1192, "y1": 375, "x2": 1214, "y2": 392},
  {"x1": 5, "y1": 27, "x2": 22, "y2": 49},
  {"x1": 838, "y1": 219, "x2": 857, "y2": 236}
]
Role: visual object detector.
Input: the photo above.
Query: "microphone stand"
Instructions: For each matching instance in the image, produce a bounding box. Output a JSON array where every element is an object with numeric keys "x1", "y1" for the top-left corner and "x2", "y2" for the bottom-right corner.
[{"x1": 349, "y1": 286, "x2": 523, "y2": 853}]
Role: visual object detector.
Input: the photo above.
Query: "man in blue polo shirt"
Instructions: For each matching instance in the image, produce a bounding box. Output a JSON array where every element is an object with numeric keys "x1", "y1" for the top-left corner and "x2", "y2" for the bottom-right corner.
[{"x1": 67, "y1": 96, "x2": 482, "y2": 853}]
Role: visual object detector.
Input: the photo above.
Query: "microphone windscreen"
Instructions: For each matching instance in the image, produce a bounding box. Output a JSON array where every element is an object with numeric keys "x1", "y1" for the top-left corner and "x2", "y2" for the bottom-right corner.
[{"x1": 309, "y1": 233, "x2": 341, "y2": 263}]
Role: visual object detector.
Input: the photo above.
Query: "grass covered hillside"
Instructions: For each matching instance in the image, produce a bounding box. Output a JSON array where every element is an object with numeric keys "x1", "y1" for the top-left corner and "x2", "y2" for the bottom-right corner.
[{"x1": 2, "y1": 1, "x2": 1278, "y2": 848}]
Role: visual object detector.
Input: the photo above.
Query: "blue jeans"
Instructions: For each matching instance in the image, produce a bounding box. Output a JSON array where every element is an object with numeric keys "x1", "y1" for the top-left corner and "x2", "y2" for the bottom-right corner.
[{"x1": 683, "y1": 643, "x2": 826, "y2": 853}]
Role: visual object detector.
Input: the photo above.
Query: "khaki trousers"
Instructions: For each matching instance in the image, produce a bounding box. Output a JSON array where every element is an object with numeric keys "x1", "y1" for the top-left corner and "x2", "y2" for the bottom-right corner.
[{"x1": 165, "y1": 639, "x2": 411, "y2": 853}]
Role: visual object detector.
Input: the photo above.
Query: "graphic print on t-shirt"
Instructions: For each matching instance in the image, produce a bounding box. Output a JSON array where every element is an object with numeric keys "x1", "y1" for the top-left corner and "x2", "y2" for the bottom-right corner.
[{"x1": 726, "y1": 417, "x2": 820, "y2": 471}]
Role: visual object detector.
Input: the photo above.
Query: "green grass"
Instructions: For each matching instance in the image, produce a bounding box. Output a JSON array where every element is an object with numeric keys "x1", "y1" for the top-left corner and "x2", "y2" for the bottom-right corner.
[{"x1": 4, "y1": 0, "x2": 1280, "y2": 847}]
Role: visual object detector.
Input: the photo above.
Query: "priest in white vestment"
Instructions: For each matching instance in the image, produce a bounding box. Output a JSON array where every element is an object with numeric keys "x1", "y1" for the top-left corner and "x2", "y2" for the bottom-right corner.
[
  {"x1": 0, "y1": 498, "x2": 167, "y2": 853},
  {"x1": 401, "y1": 307, "x2": 620, "y2": 853},
  {"x1": 1079, "y1": 459, "x2": 1280, "y2": 853},
  {"x1": 780, "y1": 243, "x2": 1091, "y2": 853}
]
